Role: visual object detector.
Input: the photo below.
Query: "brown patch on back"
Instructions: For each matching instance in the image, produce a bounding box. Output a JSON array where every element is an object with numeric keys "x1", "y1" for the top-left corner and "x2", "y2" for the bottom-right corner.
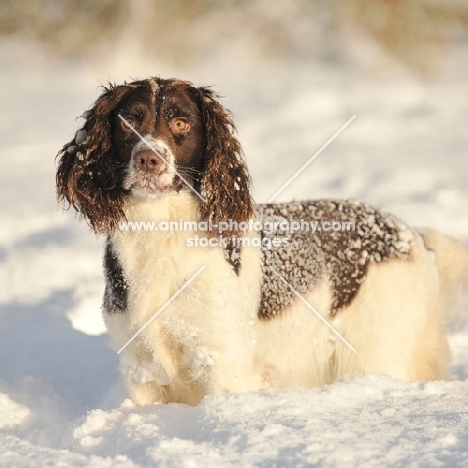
[{"x1": 258, "y1": 200, "x2": 413, "y2": 319}]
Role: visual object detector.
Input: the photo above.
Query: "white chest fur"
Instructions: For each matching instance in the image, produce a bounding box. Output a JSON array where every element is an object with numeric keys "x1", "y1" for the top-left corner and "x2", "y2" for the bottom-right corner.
[{"x1": 105, "y1": 192, "x2": 264, "y2": 404}]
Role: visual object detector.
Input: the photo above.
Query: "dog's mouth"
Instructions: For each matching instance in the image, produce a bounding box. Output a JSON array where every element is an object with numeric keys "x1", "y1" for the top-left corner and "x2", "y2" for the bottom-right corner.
[
  {"x1": 123, "y1": 141, "x2": 182, "y2": 198},
  {"x1": 123, "y1": 168, "x2": 178, "y2": 198}
]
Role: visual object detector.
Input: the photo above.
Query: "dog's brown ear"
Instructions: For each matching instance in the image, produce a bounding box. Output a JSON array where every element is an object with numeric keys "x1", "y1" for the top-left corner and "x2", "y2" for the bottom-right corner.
[
  {"x1": 56, "y1": 84, "x2": 130, "y2": 235},
  {"x1": 195, "y1": 87, "x2": 255, "y2": 236}
]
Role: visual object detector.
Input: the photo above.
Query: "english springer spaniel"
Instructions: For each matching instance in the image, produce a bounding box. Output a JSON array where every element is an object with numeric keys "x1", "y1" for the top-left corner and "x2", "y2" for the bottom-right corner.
[{"x1": 57, "y1": 77, "x2": 468, "y2": 406}]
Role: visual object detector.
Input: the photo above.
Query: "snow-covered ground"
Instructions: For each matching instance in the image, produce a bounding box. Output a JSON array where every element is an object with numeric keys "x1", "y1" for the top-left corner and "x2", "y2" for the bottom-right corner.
[{"x1": 1, "y1": 36, "x2": 468, "y2": 466}]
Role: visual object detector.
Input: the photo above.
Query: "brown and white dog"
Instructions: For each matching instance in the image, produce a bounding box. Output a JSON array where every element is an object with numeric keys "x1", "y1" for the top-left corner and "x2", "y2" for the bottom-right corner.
[{"x1": 57, "y1": 77, "x2": 468, "y2": 406}]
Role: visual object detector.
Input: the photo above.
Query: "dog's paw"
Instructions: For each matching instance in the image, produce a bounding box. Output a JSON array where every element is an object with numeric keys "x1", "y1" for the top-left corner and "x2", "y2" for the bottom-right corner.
[
  {"x1": 120, "y1": 351, "x2": 171, "y2": 386},
  {"x1": 181, "y1": 343, "x2": 219, "y2": 381}
]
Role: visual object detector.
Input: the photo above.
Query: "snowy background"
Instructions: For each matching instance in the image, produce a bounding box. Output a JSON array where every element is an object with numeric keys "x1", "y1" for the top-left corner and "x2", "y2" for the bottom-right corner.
[{"x1": 1, "y1": 1, "x2": 468, "y2": 466}]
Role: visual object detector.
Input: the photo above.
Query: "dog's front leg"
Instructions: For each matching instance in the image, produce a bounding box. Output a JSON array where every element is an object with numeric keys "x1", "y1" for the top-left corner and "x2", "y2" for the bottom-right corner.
[
  {"x1": 157, "y1": 315, "x2": 264, "y2": 401},
  {"x1": 118, "y1": 337, "x2": 178, "y2": 405}
]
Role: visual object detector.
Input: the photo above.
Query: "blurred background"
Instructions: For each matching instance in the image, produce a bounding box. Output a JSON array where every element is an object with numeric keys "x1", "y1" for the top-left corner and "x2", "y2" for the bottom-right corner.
[
  {"x1": 1, "y1": 0, "x2": 468, "y2": 423},
  {"x1": 2, "y1": 0, "x2": 468, "y2": 73}
]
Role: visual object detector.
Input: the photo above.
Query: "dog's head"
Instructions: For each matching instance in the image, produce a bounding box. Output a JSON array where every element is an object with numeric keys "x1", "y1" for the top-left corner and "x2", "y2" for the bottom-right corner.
[{"x1": 56, "y1": 77, "x2": 254, "y2": 235}]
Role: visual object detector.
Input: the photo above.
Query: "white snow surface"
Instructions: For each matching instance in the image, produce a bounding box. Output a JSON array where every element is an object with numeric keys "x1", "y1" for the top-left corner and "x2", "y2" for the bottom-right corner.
[{"x1": 1, "y1": 38, "x2": 468, "y2": 466}]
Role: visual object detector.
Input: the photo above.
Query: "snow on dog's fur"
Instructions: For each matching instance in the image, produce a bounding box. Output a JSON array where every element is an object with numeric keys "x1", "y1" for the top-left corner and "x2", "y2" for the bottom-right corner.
[{"x1": 57, "y1": 77, "x2": 468, "y2": 405}]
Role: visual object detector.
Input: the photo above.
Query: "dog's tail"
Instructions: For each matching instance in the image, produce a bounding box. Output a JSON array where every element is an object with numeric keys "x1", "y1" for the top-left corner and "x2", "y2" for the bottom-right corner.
[{"x1": 418, "y1": 227, "x2": 468, "y2": 328}]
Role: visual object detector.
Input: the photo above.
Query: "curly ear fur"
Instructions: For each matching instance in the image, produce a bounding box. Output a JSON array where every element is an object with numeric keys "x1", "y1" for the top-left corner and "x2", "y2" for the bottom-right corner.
[
  {"x1": 56, "y1": 84, "x2": 130, "y2": 234},
  {"x1": 195, "y1": 87, "x2": 255, "y2": 236}
]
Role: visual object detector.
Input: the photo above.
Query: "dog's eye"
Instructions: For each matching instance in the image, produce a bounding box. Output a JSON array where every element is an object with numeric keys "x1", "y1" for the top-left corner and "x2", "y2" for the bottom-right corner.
[
  {"x1": 171, "y1": 118, "x2": 191, "y2": 133},
  {"x1": 121, "y1": 117, "x2": 136, "y2": 132}
]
